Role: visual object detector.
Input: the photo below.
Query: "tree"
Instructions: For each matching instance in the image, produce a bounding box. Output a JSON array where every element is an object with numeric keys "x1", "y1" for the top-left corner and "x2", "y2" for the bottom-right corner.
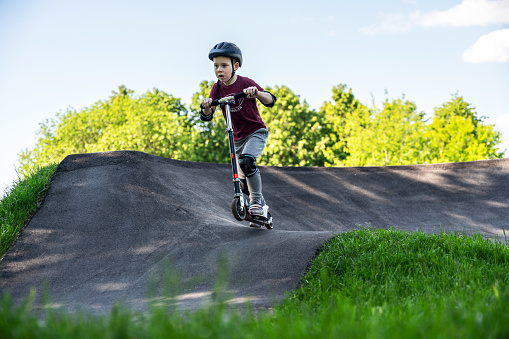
[
  {"x1": 19, "y1": 86, "x2": 189, "y2": 175},
  {"x1": 257, "y1": 85, "x2": 323, "y2": 166},
  {"x1": 423, "y1": 95, "x2": 504, "y2": 163},
  {"x1": 188, "y1": 80, "x2": 230, "y2": 163},
  {"x1": 18, "y1": 84, "x2": 505, "y2": 176},
  {"x1": 316, "y1": 84, "x2": 371, "y2": 166},
  {"x1": 343, "y1": 97, "x2": 427, "y2": 166}
]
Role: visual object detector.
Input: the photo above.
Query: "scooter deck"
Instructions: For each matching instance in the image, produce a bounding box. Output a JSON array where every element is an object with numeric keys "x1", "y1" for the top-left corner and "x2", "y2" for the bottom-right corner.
[
  {"x1": 246, "y1": 216, "x2": 268, "y2": 224},
  {"x1": 245, "y1": 214, "x2": 273, "y2": 229}
]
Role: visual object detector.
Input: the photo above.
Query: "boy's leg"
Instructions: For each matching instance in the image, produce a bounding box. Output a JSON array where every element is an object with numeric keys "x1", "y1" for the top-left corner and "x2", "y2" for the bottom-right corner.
[
  {"x1": 235, "y1": 129, "x2": 268, "y2": 215},
  {"x1": 246, "y1": 171, "x2": 263, "y2": 206}
]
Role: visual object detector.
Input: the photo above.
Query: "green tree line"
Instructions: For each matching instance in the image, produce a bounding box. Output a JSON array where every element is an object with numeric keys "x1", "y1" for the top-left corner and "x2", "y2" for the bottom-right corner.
[{"x1": 19, "y1": 82, "x2": 504, "y2": 175}]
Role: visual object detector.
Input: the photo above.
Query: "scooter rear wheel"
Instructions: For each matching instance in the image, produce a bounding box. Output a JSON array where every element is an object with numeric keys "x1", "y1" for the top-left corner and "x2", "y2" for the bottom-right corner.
[{"x1": 231, "y1": 197, "x2": 247, "y2": 221}]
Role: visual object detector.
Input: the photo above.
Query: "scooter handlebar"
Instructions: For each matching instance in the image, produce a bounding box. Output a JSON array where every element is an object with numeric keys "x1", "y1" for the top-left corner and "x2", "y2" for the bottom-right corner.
[
  {"x1": 231, "y1": 91, "x2": 248, "y2": 100},
  {"x1": 200, "y1": 91, "x2": 247, "y2": 109}
]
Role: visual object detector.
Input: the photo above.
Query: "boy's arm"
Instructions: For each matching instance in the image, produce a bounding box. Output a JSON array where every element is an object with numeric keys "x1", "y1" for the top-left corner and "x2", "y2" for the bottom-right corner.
[
  {"x1": 259, "y1": 90, "x2": 276, "y2": 107},
  {"x1": 244, "y1": 87, "x2": 276, "y2": 107},
  {"x1": 200, "y1": 109, "x2": 215, "y2": 121},
  {"x1": 200, "y1": 98, "x2": 216, "y2": 121},
  {"x1": 257, "y1": 91, "x2": 276, "y2": 107}
]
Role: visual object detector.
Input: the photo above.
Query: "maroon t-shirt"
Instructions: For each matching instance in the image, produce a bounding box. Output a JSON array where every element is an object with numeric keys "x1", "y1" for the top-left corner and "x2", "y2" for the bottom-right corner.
[{"x1": 209, "y1": 75, "x2": 267, "y2": 141}]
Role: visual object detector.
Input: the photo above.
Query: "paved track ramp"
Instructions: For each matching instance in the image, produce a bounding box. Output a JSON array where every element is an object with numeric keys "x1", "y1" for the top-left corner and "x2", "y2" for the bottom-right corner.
[{"x1": 1, "y1": 151, "x2": 507, "y2": 314}]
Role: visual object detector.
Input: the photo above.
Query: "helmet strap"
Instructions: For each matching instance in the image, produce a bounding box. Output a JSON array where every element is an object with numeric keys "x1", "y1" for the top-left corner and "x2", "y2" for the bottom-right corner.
[{"x1": 228, "y1": 58, "x2": 236, "y2": 82}]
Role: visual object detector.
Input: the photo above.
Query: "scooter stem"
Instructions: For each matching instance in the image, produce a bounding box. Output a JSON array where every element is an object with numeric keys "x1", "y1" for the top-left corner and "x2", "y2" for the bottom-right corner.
[{"x1": 224, "y1": 102, "x2": 244, "y2": 205}]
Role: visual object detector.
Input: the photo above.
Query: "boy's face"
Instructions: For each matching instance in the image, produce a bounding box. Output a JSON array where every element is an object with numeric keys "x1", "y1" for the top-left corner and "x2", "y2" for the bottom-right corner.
[{"x1": 213, "y1": 56, "x2": 239, "y2": 82}]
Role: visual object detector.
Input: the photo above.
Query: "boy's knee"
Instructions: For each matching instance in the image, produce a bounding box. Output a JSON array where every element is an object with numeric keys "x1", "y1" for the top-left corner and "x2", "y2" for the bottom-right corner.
[{"x1": 238, "y1": 154, "x2": 258, "y2": 177}]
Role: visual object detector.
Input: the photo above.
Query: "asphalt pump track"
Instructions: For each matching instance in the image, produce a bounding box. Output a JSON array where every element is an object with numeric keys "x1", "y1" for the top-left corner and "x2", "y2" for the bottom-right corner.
[{"x1": 1, "y1": 151, "x2": 507, "y2": 314}]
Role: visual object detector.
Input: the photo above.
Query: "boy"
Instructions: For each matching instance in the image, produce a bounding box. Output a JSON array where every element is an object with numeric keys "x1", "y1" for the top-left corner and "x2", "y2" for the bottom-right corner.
[{"x1": 200, "y1": 42, "x2": 276, "y2": 228}]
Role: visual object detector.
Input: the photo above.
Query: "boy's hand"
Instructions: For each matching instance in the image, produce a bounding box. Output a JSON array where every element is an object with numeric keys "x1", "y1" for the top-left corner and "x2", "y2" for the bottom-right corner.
[
  {"x1": 244, "y1": 87, "x2": 259, "y2": 99},
  {"x1": 244, "y1": 87, "x2": 274, "y2": 106},
  {"x1": 201, "y1": 98, "x2": 213, "y2": 109}
]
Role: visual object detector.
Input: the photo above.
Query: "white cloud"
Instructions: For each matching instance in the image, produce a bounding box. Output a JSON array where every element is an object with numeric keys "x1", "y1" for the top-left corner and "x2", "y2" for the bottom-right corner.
[
  {"x1": 418, "y1": 0, "x2": 509, "y2": 27},
  {"x1": 361, "y1": 0, "x2": 509, "y2": 63},
  {"x1": 362, "y1": 0, "x2": 509, "y2": 34},
  {"x1": 462, "y1": 28, "x2": 509, "y2": 62}
]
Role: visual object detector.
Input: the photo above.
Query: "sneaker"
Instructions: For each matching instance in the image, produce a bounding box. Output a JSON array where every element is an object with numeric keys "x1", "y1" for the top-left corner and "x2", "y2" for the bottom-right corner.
[{"x1": 249, "y1": 203, "x2": 264, "y2": 217}]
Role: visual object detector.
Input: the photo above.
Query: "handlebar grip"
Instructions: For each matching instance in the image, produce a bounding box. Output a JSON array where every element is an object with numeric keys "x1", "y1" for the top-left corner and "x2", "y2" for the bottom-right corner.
[
  {"x1": 200, "y1": 99, "x2": 220, "y2": 109},
  {"x1": 233, "y1": 92, "x2": 247, "y2": 99},
  {"x1": 200, "y1": 100, "x2": 217, "y2": 109},
  {"x1": 200, "y1": 91, "x2": 247, "y2": 109}
]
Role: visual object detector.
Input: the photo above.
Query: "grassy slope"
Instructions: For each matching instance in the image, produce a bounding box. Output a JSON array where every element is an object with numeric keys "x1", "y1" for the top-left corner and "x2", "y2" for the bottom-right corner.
[
  {"x1": 1, "y1": 165, "x2": 508, "y2": 338},
  {"x1": 0, "y1": 164, "x2": 58, "y2": 258}
]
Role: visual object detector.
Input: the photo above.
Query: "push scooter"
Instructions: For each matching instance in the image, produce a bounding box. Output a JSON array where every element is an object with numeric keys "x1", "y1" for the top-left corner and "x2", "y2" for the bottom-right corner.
[{"x1": 201, "y1": 92, "x2": 273, "y2": 229}]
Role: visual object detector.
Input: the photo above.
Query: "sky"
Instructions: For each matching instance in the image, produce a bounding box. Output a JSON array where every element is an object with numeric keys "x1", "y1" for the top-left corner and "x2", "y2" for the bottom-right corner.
[{"x1": 1, "y1": 0, "x2": 508, "y2": 194}]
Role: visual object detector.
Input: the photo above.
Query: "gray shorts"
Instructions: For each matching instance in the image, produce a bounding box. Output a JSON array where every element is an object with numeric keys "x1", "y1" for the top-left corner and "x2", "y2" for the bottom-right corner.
[{"x1": 234, "y1": 128, "x2": 268, "y2": 160}]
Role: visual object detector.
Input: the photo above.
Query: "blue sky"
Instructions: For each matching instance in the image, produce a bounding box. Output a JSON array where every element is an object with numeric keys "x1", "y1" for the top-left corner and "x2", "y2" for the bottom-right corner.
[{"x1": 1, "y1": 0, "x2": 508, "y2": 193}]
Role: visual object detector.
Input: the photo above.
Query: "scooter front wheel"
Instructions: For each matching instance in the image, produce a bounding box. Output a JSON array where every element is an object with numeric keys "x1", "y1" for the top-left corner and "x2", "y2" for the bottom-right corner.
[{"x1": 231, "y1": 197, "x2": 247, "y2": 221}]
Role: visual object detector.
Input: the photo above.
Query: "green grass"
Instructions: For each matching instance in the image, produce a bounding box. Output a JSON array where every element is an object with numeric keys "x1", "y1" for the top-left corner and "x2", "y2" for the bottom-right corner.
[
  {"x1": 1, "y1": 165, "x2": 508, "y2": 338},
  {"x1": 0, "y1": 163, "x2": 58, "y2": 258},
  {"x1": 278, "y1": 228, "x2": 509, "y2": 338}
]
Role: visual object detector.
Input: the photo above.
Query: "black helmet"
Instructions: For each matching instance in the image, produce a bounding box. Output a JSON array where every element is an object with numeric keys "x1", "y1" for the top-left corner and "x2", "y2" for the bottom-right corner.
[{"x1": 208, "y1": 42, "x2": 243, "y2": 67}]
